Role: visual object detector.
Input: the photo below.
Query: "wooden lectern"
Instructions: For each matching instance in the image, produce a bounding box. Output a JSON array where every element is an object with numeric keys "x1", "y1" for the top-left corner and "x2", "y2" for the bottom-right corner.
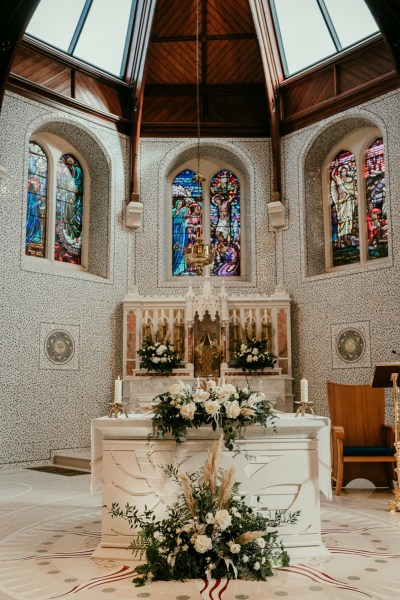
[{"x1": 372, "y1": 363, "x2": 400, "y2": 511}]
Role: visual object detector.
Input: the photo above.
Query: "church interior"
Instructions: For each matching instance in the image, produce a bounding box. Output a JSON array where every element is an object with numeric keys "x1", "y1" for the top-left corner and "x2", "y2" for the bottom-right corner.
[{"x1": 1, "y1": 0, "x2": 400, "y2": 598}]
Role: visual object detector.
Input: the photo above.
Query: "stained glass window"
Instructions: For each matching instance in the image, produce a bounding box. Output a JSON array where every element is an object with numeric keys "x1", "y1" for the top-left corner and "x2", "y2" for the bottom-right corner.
[
  {"x1": 364, "y1": 138, "x2": 388, "y2": 261},
  {"x1": 329, "y1": 150, "x2": 359, "y2": 267},
  {"x1": 55, "y1": 154, "x2": 84, "y2": 264},
  {"x1": 26, "y1": 142, "x2": 48, "y2": 258},
  {"x1": 210, "y1": 170, "x2": 240, "y2": 277},
  {"x1": 172, "y1": 169, "x2": 202, "y2": 276}
]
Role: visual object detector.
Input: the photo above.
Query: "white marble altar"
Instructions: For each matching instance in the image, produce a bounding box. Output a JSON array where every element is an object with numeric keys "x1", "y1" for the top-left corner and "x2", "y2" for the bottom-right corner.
[{"x1": 91, "y1": 413, "x2": 331, "y2": 561}]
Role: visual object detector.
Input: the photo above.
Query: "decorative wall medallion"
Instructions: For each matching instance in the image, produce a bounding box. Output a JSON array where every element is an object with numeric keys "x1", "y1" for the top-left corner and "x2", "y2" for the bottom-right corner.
[
  {"x1": 336, "y1": 328, "x2": 365, "y2": 363},
  {"x1": 40, "y1": 322, "x2": 80, "y2": 370},
  {"x1": 331, "y1": 321, "x2": 371, "y2": 369},
  {"x1": 45, "y1": 330, "x2": 75, "y2": 364}
]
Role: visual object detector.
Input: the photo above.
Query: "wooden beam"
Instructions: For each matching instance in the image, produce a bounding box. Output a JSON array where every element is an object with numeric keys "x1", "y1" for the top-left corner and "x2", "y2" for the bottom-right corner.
[
  {"x1": 124, "y1": 0, "x2": 157, "y2": 201},
  {"x1": 0, "y1": 0, "x2": 41, "y2": 113},
  {"x1": 364, "y1": 0, "x2": 400, "y2": 77},
  {"x1": 248, "y1": 0, "x2": 283, "y2": 198}
]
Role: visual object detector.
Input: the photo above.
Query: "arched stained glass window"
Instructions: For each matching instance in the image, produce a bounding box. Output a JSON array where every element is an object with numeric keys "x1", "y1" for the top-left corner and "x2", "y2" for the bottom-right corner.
[
  {"x1": 364, "y1": 138, "x2": 388, "y2": 261},
  {"x1": 55, "y1": 154, "x2": 83, "y2": 264},
  {"x1": 210, "y1": 170, "x2": 240, "y2": 276},
  {"x1": 329, "y1": 150, "x2": 359, "y2": 267},
  {"x1": 172, "y1": 169, "x2": 202, "y2": 276},
  {"x1": 26, "y1": 142, "x2": 48, "y2": 258}
]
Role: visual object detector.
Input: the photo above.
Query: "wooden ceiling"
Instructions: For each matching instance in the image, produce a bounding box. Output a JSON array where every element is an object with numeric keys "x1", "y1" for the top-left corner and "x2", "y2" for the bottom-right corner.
[{"x1": 141, "y1": 0, "x2": 270, "y2": 136}]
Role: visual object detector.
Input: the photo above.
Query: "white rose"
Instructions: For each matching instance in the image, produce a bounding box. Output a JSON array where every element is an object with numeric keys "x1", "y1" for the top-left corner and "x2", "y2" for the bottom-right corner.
[
  {"x1": 204, "y1": 399, "x2": 220, "y2": 415},
  {"x1": 242, "y1": 554, "x2": 249, "y2": 563},
  {"x1": 252, "y1": 348, "x2": 259, "y2": 355},
  {"x1": 193, "y1": 535, "x2": 212, "y2": 554},
  {"x1": 261, "y1": 557, "x2": 266, "y2": 564},
  {"x1": 193, "y1": 389, "x2": 210, "y2": 403},
  {"x1": 156, "y1": 344, "x2": 167, "y2": 355},
  {"x1": 214, "y1": 509, "x2": 232, "y2": 530},
  {"x1": 225, "y1": 400, "x2": 241, "y2": 419},
  {"x1": 205, "y1": 512, "x2": 215, "y2": 524},
  {"x1": 240, "y1": 344, "x2": 246, "y2": 351},
  {"x1": 255, "y1": 537, "x2": 266, "y2": 548},
  {"x1": 160, "y1": 357, "x2": 167, "y2": 363},
  {"x1": 169, "y1": 383, "x2": 183, "y2": 395},
  {"x1": 153, "y1": 531, "x2": 164, "y2": 541},
  {"x1": 206, "y1": 380, "x2": 216, "y2": 391},
  {"x1": 180, "y1": 402, "x2": 196, "y2": 420},
  {"x1": 152, "y1": 357, "x2": 161, "y2": 363},
  {"x1": 224, "y1": 383, "x2": 236, "y2": 394},
  {"x1": 230, "y1": 543, "x2": 241, "y2": 554},
  {"x1": 252, "y1": 355, "x2": 259, "y2": 362},
  {"x1": 234, "y1": 392, "x2": 239, "y2": 399},
  {"x1": 253, "y1": 561, "x2": 260, "y2": 570},
  {"x1": 231, "y1": 507, "x2": 241, "y2": 518},
  {"x1": 246, "y1": 355, "x2": 253, "y2": 362}
]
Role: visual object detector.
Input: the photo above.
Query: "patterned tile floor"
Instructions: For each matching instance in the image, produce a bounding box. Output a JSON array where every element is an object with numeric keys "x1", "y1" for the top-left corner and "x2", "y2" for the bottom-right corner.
[{"x1": 0, "y1": 469, "x2": 399, "y2": 600}]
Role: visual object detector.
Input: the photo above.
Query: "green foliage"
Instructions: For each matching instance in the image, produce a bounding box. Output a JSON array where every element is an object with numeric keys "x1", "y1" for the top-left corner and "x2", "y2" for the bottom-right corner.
[
  {"x1": 230, "y1": 338, "x2": 277, "y2": 372},
  {"x1": 138, "y1": 337, "x2": 181, "y2": 374},
  {"x1": 109, "y1": 467, "x2": 299, "y2": 586},
  {"x1": 150, "y1": 380, "x2": 276, "y2": 451}
]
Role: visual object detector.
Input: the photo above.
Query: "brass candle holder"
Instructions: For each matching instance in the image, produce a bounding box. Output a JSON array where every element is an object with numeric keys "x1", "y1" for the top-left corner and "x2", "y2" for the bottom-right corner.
[
  {"x1": 108, "y1": 401, "x2": 128, "y2": 418},
  {"x1": 295, "y1": 400, "x2": 315, "y2": 417}
]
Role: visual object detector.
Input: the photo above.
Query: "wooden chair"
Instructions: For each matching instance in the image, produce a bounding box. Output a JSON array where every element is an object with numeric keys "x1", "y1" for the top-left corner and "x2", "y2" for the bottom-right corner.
[{"x1": 327, "y1": 381, "x2": 396, "y2": 495}]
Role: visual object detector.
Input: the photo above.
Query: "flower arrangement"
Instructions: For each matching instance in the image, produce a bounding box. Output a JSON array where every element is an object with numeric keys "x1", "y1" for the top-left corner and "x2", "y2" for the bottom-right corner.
[
  {"x1": 110, "y1": 438, "x2": 298, "y2": 585},
  {"x1": 230, "y1": 338, "x2": 277, "y2": 372},
  {"x1": 138, "y1": 337, "x2": 181, "y2": 374},
  {"x1": 150, "y1": 379, "x2": 275, "y2": 451}
]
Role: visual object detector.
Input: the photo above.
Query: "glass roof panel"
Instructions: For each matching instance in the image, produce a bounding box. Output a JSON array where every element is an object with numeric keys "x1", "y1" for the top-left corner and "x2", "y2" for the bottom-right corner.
[
  {"x1": 26, "y1": 0, "x2": 86, "y2": 52},
  {"x1": 272, "y1": 0, "x2": 336, "y2": 76},
  {"x1": 323, "y1": 0, "x2": 379, "y2": 48},
  {"x1": 73, "y1": 0, "x2": 134, "y2": 76}
]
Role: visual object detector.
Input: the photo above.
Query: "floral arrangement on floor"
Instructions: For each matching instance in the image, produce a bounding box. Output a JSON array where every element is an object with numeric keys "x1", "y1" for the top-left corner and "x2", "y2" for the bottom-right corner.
[
  {"x1": 150, "y1": 379, "x2": 276, "y2": 451},
  {"x1": 229, "y1": 338, "x2": 277, "y2": 372},
  {"x1": 138, "y1": 337, "x2": 181, "y2": 374},
  {"x1": 110, "y1": 438, "x2": 299, "y2": 585}
]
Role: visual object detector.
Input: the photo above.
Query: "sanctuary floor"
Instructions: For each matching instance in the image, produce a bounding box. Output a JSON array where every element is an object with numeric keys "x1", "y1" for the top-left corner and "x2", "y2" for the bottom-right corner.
[{"x1": 0, "y1": 469, "x2": 399, "y2": 600}]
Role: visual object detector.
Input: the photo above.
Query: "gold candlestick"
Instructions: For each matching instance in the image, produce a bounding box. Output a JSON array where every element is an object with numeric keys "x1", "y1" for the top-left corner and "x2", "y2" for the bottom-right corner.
[
  {"x1": 295, "y1": 400, "x2": 315, "y2": 417},
  {"x1": 108, "y1": 402, "x2": 128, "y2": 418},
  {"x1": 389, "y1": 372, "x2": 400, "y2": 512}
]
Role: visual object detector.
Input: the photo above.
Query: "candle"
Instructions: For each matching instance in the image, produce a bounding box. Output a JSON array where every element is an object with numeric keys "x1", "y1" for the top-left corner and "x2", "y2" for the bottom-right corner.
[
  {"x1": 197, "y1": 376, "x2": 200, "y2": 388},
  {"x1": 114, "y1": 376, "x2": 122, "y2": 404},
  {"x1": 300, "y1": 378, "x2": 308, "y2": 403}
]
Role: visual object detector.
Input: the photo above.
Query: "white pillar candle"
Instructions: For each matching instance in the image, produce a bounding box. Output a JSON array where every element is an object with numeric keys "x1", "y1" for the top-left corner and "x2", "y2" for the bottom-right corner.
[
  {"x1": 300, "y1": 378, "x2": 308, "y2": 403},
  {"x1": 114, "y1": 376, "x2": 123, "y2": 404},
  {"x1": 197, "y1": 376, "x2": 200, "y2": 388}
]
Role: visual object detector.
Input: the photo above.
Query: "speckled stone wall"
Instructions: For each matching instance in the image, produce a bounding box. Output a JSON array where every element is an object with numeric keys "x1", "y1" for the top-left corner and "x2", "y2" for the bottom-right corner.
[
  {"x1": 0, "y1": 91, "x2": 130, "y2": 466},
  {"x1": 281, "y1": 89, "x2": 400, "y2": 420}
]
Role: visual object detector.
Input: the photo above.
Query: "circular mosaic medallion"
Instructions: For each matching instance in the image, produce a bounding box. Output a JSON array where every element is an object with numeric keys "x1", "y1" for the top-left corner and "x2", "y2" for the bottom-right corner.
[
  {"x1": 336, "y1": 328, "x2": 365, "y2": 363},
  {"x1": 45, "y1": 330, "x2": 75, "y2": 364}
]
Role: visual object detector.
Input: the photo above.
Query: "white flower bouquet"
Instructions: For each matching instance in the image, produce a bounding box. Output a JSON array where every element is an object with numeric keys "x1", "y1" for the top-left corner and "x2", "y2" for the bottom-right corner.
[
  {"x1": 110, "y1": 439, "x2": 298, "y2": 585},
  {"x1": 138, "y1": 337, "x2": 181, "y2": 374},
  {"x1": 230, "y1": 338, "x2": 277, "y2": 372},
  {"x1": 150, "y1": 378, "x2": 275, "y2": 451}
]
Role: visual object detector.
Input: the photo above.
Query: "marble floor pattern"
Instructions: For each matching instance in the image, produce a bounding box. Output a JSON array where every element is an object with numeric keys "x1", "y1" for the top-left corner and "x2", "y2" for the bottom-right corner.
[{"x1": 0, "y1": 469, "x2": 399, "y2": 600}]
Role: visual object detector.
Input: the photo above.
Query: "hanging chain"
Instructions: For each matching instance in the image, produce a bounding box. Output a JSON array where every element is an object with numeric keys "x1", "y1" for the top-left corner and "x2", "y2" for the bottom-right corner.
[{"x1": 196, "y1": 0, "x2": 201, "y2": 193}]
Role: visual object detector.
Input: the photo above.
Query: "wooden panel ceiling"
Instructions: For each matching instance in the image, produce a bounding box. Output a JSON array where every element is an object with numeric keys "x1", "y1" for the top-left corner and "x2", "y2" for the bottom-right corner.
[
  {"x1": 12, "y1": 46, "x2": 71, "y2": 96},
  {"x1": 142, "y1": 0, "x2": 269, "y2": 137}
]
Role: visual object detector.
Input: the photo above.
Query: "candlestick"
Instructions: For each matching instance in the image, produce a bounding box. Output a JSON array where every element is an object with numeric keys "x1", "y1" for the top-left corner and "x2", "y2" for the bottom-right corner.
[
  {"x1": 114, "y1": 376, "x2": 122, "y2": 404},
  {"x1": 300, "y1": 378, "x2": 308, "y2": 403}
]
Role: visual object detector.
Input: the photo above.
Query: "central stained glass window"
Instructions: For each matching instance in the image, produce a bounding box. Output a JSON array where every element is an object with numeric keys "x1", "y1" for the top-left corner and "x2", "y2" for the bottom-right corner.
[{"x1": 171, "y1": 168, "x2": 241, "y2": 277}]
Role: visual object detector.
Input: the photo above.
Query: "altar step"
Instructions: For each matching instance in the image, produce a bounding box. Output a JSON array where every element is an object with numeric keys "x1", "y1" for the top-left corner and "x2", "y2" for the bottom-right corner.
[{"x1": 52, "y1": 451, "x2": 91, "y2": 473}]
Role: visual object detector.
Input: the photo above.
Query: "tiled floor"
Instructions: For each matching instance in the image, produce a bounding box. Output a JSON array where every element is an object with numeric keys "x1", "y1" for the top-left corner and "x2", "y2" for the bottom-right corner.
[{"x1": 0, "y1": 469, "x2": 399, "y2": 600}]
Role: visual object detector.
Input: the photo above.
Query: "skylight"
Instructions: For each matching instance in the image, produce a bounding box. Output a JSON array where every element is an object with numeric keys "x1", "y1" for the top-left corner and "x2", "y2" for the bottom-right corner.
[
  {"x1": 270, "y1": 0, "x2": 379, "y2": 77},
  {"x1": 25, "y1": 0, "x2": 137, "y2": 78}
]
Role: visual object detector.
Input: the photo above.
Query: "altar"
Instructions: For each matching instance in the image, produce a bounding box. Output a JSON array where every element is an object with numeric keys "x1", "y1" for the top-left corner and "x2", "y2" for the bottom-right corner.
[{"x1": 91, "y1": 412, "x2": 331, "y2": 561}]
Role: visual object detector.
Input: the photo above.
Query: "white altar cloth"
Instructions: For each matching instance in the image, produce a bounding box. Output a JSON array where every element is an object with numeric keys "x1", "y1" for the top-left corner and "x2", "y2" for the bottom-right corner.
[{"x1": 90, "y1": 412, "x2": 332, "y2": 499}]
